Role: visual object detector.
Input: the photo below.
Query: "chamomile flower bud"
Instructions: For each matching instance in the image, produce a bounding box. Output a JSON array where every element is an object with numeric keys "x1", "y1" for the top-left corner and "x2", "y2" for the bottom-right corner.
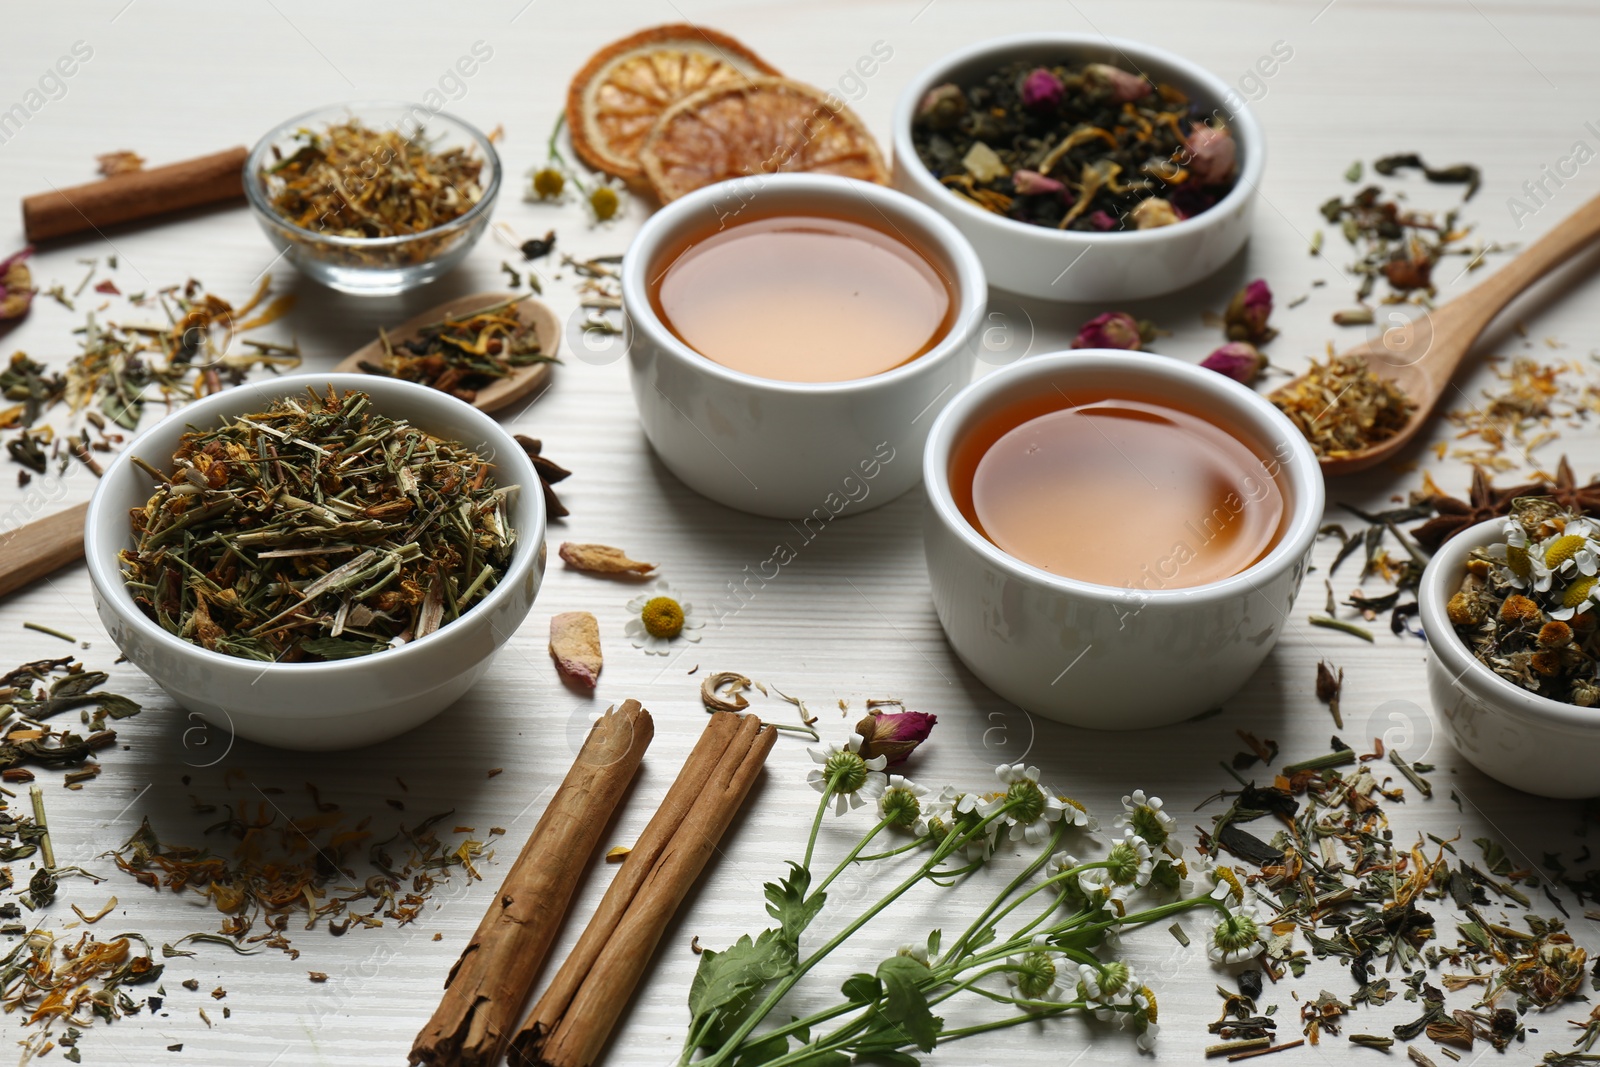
[{"x1": 805, "y1": 733, "x2": 888, "y2": 815}]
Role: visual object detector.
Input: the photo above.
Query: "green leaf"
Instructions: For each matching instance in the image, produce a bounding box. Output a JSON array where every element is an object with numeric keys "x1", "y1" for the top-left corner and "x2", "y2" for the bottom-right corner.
[
  {"x1": 688, "y1": 929, "x2": 798, "y2": 1047},
  {"x1": 925, "y1": 929, "x2": 941, "y2": 961},
  {"x1": 730, "y1": 1032, "x2": 791, "y2": 1067},
  {"x1": 876, "y1": 956, "x2": 938, "y2": 1053},
  {"x1": 859, "y1": 1052, "x2": 920, "y2": 1067},
  {"x1": 102, "y1": 392, "x2": 142, "y2": 431},
  {"x1": 783, "y1": 1053, "x2": 851, "y2": 1067},
  {"x1": 298, "y1": 636, "x2": 387, "y2": 660},
  {"x1": 842, "y1": 973, "x2": 881, "y2": 1003},
  {"x1": 764, "y1": 863, "x2": 826, "y2": 943}
]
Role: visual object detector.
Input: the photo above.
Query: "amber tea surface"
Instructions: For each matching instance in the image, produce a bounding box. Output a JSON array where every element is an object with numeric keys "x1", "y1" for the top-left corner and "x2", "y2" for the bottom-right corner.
[
  {"x1": 649, "y1": 214, "x2": 955, "y2": 383},
  {"x1": 952, "y1": 392, "x2": 1286, "y2": 589}
]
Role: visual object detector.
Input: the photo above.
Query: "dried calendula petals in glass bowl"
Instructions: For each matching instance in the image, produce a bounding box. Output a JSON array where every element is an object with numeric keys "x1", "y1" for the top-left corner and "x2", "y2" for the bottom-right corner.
[
  {"x1": 566, "y1": 23, "x2": 781, "y2": 185},
  {"x1": 638, "y1": 77, "x2": 889, "y2": 202},
  {"x1": 244, "y1": 103, "x2": 501, "y2": 294}
]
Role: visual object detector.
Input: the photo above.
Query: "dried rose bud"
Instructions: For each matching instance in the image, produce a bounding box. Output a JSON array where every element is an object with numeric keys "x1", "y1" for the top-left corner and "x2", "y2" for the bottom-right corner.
[
  {"x1": 1085, "y1": 210, "x2": 1118, "y2": 231},
  {"x1": 1071, "y1": 311, "x2": 1142, "y2": 351},
  {"x1": 0, "y1": 247, "x2": 34, "y2": 322},
  {"x1": 1086, "y1": 63, "x2": 1151, "y2": 103},
  {"x1": 854, "y1": 708, "x2": 937, "y2": 767},
  {"x1": 1019, "y1": 67, "x2": 1064, "y2": 111},
  {"x1": 916, "y1": 82, "x2": 967, "y2": 130},
  {"x1": 1224, "y1": 279, "x2": 1274, "y2": 344},
  {"x1": 1011, "y1": 169, "x2": 1065, "y2": 197},
  {"x1": 1200, "y1": 342, "x2": 1267, "y2": 385},
  {"x1": 1186, "y1": 123, "x2": 1237, "y2": 185},
  {"x1": 1129, "y1": 197, "x2": 1179, "y2": 230}
]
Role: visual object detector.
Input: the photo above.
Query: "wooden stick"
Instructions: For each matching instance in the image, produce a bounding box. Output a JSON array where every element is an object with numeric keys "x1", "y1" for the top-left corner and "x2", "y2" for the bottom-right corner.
[
  {"x1": 409, "y1": 700, "x2": 653, "y2": 1067},
  {"x1": 511, "y1": 712, "x2": 777, "y2": 1067},
  {"x1": 0, "y1": 502, "x2": 88, "y2": 601},
  {"x1": 22, "y1": 147, "x2": 248, "y2": 242}
]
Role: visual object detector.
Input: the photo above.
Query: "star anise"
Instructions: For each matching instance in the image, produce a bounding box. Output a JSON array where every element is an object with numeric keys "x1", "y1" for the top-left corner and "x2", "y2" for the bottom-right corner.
[
  {"x1": 1535, "y1": 455, "x2": 1600, "y2": 516},
  {"x1": 1410, "y1": 465, "x2": 1544, "y2": 552}
]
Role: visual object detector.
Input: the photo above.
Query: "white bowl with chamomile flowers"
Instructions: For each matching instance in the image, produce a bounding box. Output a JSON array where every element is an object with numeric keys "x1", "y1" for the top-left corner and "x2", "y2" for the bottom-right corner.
[{"x1": 1418, "y1": 513, "x2": 1600, "y2": 799}]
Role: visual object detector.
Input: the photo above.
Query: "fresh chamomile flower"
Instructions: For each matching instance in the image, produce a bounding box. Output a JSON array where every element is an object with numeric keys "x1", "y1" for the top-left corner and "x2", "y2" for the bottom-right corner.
[
  {"x1": 1116, "y1": 790, "x2": 1177, "y2": 852},
  {"x1": 1044, "y1": 851, "x2": 1107, "y2": 915},
  {"x1": 921, "y1": 788, "x2": 996, "y2": 863},
  {"x1": 1208, "y1": 902, "x2": 1264, "y2": 964},
  {"x1": 1057, "y1": 794, "x2": 1097, "y2": 831},
  {"x1": 624, "y1": 581, "x2": 703, "y2": 654},
  {"x1": 878, "y1": 775, "x2": 930, "y2": 830},
  {"x1": 1104, "y1": 830, "x2": 1156, "y2": 895},
  {"x1": 1550, "y1": 573, "x2": 1600, "y2": 622},
  {"x1": 1076, "y1": 959, "x2": 1137, "y2": 1020},
  {"x1": 1006, "y1": 936, "x2": 1068, "y2": 1005},
  {"x1": 895, "y1": 942, "x2": 930, "y2": 967},
  {"x1": 1490, "y1": 522, "x2": 1554, "y2": 592},
  {"x1": 1544, "y1": 524, "x2": 1600, "y2": 581},
  {"x1": 1184, "y1": 854, "x2": 1246, "y2": 905},
  {"x1": 984, "y1": 764, "x2": 1069, "y2": 845},
  {"x1": 806, "y1": 733, "x2": 888, "y2": 815},
  {"x1": 1130, "y1": 986, "x2": 1160, "y2": 1051}
]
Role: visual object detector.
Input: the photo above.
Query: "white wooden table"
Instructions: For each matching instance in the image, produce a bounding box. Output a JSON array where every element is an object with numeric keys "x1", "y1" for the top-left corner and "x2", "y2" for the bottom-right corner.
[{"x1": 3, "y1": 1, "x2": 1598, "y2": 1064}]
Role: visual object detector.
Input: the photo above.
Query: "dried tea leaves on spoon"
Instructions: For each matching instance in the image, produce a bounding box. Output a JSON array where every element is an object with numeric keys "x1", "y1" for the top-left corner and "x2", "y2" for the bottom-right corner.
[
  {"x1": 359, "y1": 297, "x2": 556, "y2": 404},
  {"x1": 1271, "y1": 350, "x2": 1416, "y2": 458},
  {"x1": 119, "y1": 387, "x2": 518, "y2": 662}
]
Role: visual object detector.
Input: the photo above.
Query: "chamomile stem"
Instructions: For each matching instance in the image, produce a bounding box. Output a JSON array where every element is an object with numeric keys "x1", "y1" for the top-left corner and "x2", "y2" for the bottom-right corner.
[
  {"x1": 801, "y1": 774, "x2": 839, "y2": 873},
  {"x1": 813, "y1": 817, "x2": 890, "y2": 896},
  {"x1": 946, "y1": 822, "x2": 1067, "y2": 962},
  {"x1": 976, "y1": 859, "x2": 1113, "y2": 946},
  {"x1": 855, "y1": 836, "x2": 929, "y2": 862}
]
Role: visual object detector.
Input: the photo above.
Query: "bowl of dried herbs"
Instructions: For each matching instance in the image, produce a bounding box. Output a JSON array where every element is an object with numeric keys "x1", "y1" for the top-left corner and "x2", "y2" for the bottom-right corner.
[
  {"x1": 891, "y1": 34, "x2": 1264, "y2": 301},
  {"x1": 84, "y1": 373, "x2": 545, "y2": 750},
  {"x1": 245, "y1": 102, "x2": 501, "y2": 295},
  {"x1": 1419, "y1": 506, "x2": 1600, "y2": 798}
]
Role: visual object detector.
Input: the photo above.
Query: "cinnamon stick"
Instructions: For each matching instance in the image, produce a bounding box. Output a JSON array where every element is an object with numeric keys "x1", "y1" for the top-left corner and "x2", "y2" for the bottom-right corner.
[
  {"x1": 409, "y1": 700, "x2": 653, "y2": 1067},
  {"x1": 22, "y1": 146, "x2": 248, "y2": 242},
  {"x1": 511, "y1": 712, "x2": 777, "y2": 1067}
]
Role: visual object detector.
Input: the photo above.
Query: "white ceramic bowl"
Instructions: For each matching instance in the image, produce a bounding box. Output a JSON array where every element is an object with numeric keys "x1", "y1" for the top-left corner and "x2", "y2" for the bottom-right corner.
[
  {"x1": 1419, "y1": 519, "x2": 1600, "y2": 798},
  {"x1": 623, "y1": 174, "x2": 987, "y2": 519},
  {"x1": 85, "y1": 373, "x2": 545, "y2": 751},
  {"x1": 891, "y1": 34, "x2": 1263, "y2": 302},
  {"x1": 922, "y1": 350, "x2": 1322, "y2": 729}
]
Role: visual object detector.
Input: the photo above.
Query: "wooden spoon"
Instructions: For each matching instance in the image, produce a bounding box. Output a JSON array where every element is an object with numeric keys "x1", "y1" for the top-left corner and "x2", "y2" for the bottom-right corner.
[
  {"x1": 1279, "y1": 190, "x2": 1600, "y2": 476},
  {"x1": 0, "y1": 500, "x2": 89, "y2": 601},
  {"x1": 334, "y1": 290, "x2": 560, "y2": 414}
]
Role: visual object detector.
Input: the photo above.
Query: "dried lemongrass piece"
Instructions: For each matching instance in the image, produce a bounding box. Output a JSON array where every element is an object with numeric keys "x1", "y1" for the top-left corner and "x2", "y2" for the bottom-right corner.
[
  {"x1": 700, "y1": 671, "x2": 751, "y2": 713},
  {"x1": 558, "y1": 542, "x2": 656, "y2": 577},
  {"x1": 549, "y1": 611, "x2": 602, "y2": 688}
]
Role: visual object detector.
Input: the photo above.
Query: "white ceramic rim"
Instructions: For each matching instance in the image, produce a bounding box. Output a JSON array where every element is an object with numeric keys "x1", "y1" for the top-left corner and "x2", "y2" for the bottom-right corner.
[
  {"x1": 922, "y1": 350, "x2": 1323, "y2": 606},
  {"x1": 1419, "y1": 516, "x2": 1600, "y2": 731},
  {"x1": 84, "y1": 372, "x2": 543, "y2": 675},
  {"x1": 620, "y1": 173, "x2": 988, "y2": 395},
  {"x1": 890, "y1": 32, "x2": 1265, "y2": 248},
  {"x1": 242, "y1": 101, "x2": 503, "y2": 250}
]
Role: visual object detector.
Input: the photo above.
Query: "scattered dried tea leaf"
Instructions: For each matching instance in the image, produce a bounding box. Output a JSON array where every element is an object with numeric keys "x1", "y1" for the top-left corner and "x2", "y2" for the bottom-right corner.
[
  {"x1": 1271, "y1": 351, "x2": 1415, "y2": 459},
  {"x1": 549, "y1": 611, "x2": 602, "y2": 688},
  {"x1": 605, "y1": 845, "x2": 631, "y2": 863},
  {"x1": 309, "y1": 971, "x2": 328, "y2": 983},
  {"x1": 95, "y1": 150, "x2": 145, "y2": 177},
  {"x1": 558, "y1": 542, "x2": 656, "y2": 577}
]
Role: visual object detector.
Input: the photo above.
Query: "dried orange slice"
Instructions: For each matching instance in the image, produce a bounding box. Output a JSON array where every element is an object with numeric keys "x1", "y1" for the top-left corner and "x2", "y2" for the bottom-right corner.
[
  {"x1": 639, "y1": 77, "x2": 890, "y2": 202},
  {"x1": 567, "y1": 24, "x2": 780, "y2": 183}
]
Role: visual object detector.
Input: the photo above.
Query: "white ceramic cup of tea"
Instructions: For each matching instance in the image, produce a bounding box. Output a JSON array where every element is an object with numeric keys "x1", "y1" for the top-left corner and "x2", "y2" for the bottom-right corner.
[
  {"x1": 623, "y1": 174, "x2": 988, "y2": 519},
  {"x1": 922, "y1": 350, "x2": 1324, "y2": 730}
]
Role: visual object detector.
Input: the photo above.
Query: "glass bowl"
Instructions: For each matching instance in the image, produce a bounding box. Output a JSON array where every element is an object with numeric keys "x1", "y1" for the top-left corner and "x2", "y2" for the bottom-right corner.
[{"x1": 244, "y1": 101, "x2": 501, "y2": 295}]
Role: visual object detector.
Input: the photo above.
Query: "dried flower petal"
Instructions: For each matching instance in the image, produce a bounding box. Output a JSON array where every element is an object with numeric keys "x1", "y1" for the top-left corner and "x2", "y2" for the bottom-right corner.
[
  {"x1": 96, "y1": 150, "x2": 146, "y2": 177},
  {"x1": 1020, "y1": 67, "x2": 1065, "y2": 110},
  {"x1": 0, "y1": 247, "x2": 35, "y2": 323},
  {"x1": 1085, "y1": 63, "x2": 1150, "y2": 104},
  {"x1": 701, "y1": 671, "x2": 752, "y2": 713},
  {"x1": 1011, "y1": 169, "x2": 1065, "y2": 197},
  {"x1": 558, "y1": 542, "x2": 657, "y2": 577},
  {"x1": 1186, "y1": 124, "x2": 1237, "y2": 185},
  {"x1": 549, "y1": 611, "x2": 602, "y2": 688},
  {"x1": 1129, "y1": 197, "x2": 1179, "y2": 229}
]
